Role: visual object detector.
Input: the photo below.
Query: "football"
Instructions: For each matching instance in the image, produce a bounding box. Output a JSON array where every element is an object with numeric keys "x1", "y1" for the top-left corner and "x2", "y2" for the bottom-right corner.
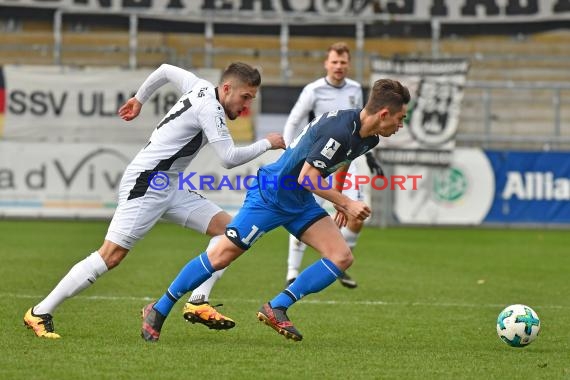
[{"x1": 496, "y1": 304, "x2": 541, "y2": 347}]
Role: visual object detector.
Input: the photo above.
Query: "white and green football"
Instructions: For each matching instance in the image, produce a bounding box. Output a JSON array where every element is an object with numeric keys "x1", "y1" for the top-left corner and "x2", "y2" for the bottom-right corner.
[{"x1": 496, "y1": 304, "x2": 541, "y2": 347}]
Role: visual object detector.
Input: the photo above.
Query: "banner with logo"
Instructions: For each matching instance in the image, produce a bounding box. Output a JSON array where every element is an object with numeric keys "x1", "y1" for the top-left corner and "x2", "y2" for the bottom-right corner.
[
  {"x1": 3, "y1": 65, "x2": 168, "y2": 143},
  {"x1": 484, "y1": 151, "x2": 570, "y2": 224},
  {"x1": 393, "y1": 147, "x2": 495, "y2": 225},
  {"x1": 392, "y1": 149, "x2": 570, "y2": 225},
  {"x1": 370, "y1": 58, "x2": 469, "y2": 167},
  {"x1": 0, "y1": 141, "x2": 280, "y2": 218},
  {"x1": 0, "y1": 141, "x2": 138, "y2": 218},
  {"x1": 1, "y1": 0, "x2": 568, "y2": 22}
]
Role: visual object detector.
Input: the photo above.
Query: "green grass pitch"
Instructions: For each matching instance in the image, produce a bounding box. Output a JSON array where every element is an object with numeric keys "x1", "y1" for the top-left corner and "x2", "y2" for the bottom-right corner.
[{"x1": 1, "y1": 220, "x2": 569, "y2": 379}]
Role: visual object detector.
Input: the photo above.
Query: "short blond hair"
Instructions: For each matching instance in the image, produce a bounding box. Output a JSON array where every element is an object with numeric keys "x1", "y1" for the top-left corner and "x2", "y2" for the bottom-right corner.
[{"x1": 327, "y1": 42, "x2": 351, "y2": 60}]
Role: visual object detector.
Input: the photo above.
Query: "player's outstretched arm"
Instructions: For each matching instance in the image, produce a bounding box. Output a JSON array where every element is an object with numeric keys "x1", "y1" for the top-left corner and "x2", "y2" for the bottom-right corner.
[
  {"x1": 264, "y1": 133, "x2": 286, "y2": 150},
  {"x1": 117, "y1": 64, "x2": 199, "y2": 121},
  {"x1": 209, "y1": 133, "x2": 285, "y2": 169}
]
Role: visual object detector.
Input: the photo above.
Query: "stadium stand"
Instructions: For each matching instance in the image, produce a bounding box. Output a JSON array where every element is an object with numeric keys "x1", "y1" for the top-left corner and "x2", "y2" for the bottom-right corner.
[
  {"x1": 0, "y1": 18, "x2": 51, "y2": 65},
  {"x1": 1, "y1": 11, "x2": 569, "y2": 149},
  {"x1": 2, "y1": 16, "x2": 569, "y2": 83}
]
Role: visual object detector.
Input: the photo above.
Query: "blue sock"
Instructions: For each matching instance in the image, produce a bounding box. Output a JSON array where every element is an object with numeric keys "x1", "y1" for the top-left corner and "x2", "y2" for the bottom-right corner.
[
  {"x1": 154, "y1": 252, "x2": 215, "y2": 316},
  {"x1": 270, "y1": 258, "x2": 343, "y2": 309}
]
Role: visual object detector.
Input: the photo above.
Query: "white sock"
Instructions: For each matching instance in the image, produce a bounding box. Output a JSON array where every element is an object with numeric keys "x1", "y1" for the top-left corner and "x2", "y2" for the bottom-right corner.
[
  {"x1": 286, "y1": 234, "x2": 306, "y2": 280},
  {"x1": 188, "y1": 235, "x2": 223, "y2": 304},
  {"x1": 189, "y1": 268, "x2": 227, "y2": 303},
  {"x1": 34, "y1": 251, "x2": 108, "y2": 315},
  {"x1": 341, "y1": 227, "x2": 359, "y2": 250}
]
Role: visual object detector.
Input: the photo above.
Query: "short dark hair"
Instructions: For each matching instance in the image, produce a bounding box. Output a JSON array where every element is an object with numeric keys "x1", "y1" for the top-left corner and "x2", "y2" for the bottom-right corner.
[
  {"x1": 365, "y1": 78, "x2": 411, "y2": 114},
  {"x1": 220, "y1": 62, "x2": 261, "y2": 87},
  {"x1": 327, "y1": 42, "x2": 351, "y2": 60}
]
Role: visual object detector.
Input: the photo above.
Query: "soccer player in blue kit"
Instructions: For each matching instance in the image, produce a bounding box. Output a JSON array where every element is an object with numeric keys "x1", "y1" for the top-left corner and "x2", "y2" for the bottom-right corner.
[
  {"x1": 141, "y1": 78, "x2": 410, "y2": 342},
  {"x1": 283, "y1": 41, "x2": 385, "y2": 289}
]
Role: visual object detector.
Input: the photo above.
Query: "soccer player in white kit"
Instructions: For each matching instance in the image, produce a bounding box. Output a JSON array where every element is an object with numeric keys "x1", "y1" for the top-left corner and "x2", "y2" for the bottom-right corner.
[
  {"x1": 283, "y1": 42, "x2": 384, "y2": 289},
  {"x1": 23, "y1": 62, "x2": 285, "y2": 339}
]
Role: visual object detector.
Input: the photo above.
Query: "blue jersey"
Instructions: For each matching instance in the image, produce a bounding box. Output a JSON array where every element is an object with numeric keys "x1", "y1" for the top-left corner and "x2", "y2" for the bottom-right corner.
[{"x1": 257, "y1": 109, "x2": 380, "y2": 212}]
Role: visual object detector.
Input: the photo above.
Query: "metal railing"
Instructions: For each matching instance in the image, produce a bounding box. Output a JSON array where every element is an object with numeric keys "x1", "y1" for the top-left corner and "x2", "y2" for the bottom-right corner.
[
  {"x1": 2, "y1": 11, "x2": 569, "y2": 151},
  {"x1": 459, "y1": 81, "x2": 570, "y2": 150}
]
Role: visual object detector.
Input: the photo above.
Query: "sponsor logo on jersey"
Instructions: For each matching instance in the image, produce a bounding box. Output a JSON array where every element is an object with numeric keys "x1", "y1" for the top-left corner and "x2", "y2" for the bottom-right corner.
[
  {"x1": 226, "y1": 228, "x2": 238, "y2": 239},
  {"x1": 215, "y1": 114, "x2": 229, "y2": 138},
  {"x1": 320, "y1": 138, "x2": 340, "y2": 159},
  {"x1": 312, "y1": 160, "x2": 327, "y2": 169},
  {"x1": 349, "y1": 95, "x2": 356, "y2": 108},
  {"x1": 216, "y1": 115, "x2": 226, "y2": 129}
]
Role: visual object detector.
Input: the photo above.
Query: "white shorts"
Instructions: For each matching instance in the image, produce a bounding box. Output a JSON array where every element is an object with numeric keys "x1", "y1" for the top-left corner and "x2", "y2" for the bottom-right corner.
[{"x1": 105, "y1": 171, "x2": 222, "y2": 250}]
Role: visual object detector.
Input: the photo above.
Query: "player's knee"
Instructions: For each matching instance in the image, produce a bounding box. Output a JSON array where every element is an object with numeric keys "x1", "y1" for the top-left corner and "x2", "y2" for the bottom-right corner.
[
  {"x1": 207, "y1": 239, "x2": 243, "y2": 270},
  {"x1": 206, "y1": 245, "x2": 226, "y2": 269},
  {"x1": 328, "y1": 247, "x2": 353, "y2": 270},
  {"x1": 209, "y1": 254, "x2": 232, "y2": 269},
  {"x1": 106, "y1": 250, "x2": 128, "y2": 269},
  {"x1": 98, "y1": 245, "x2": 129, "y2": 269}
]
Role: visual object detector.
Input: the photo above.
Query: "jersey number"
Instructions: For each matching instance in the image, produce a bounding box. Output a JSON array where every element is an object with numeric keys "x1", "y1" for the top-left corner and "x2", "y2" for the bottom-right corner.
[
  {"x1": 241, "y1": 225, "x2": 265, "y2": 246},
  {"x1": 156, "y1": 98, "x2": 192, "y2": 129},
  {"x1": 289, "y1": 114, "x2": 323, "y2": 149}
]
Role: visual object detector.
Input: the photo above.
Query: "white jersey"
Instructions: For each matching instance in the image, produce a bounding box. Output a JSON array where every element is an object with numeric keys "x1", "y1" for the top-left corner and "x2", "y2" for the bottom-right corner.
[
  {"x1": 106, "y1": 64, "x2": 271, "y2": 248},
  {"x1": 128, "y1": 81, "x2": 229, "y2": 175},
  {"x1": 122, "y1": 64, "x2": 270, "y2": 201},
  {"x1": 283, "y1": 77, "x2": 363, "y2": 145}
]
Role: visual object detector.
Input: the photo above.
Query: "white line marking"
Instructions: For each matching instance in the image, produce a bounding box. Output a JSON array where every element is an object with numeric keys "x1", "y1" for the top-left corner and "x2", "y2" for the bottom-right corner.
[{"x1": 3, "y1": 293, "x2": 568, "y2": 309}]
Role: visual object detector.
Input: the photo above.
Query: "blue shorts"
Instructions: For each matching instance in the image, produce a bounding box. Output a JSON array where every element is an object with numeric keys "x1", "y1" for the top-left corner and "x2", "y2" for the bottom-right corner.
[{"x1": 226, "y1": 188, "x2": 329, "y2": 250}]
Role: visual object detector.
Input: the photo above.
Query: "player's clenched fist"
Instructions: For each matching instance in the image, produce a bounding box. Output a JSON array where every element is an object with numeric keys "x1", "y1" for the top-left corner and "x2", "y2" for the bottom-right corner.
[
  {"x1": 347, "y1": 200, "x2": 371, "y2": 221},
  {"x1": 265, "y1": 133, "x2": 286, "y2": 150}
]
